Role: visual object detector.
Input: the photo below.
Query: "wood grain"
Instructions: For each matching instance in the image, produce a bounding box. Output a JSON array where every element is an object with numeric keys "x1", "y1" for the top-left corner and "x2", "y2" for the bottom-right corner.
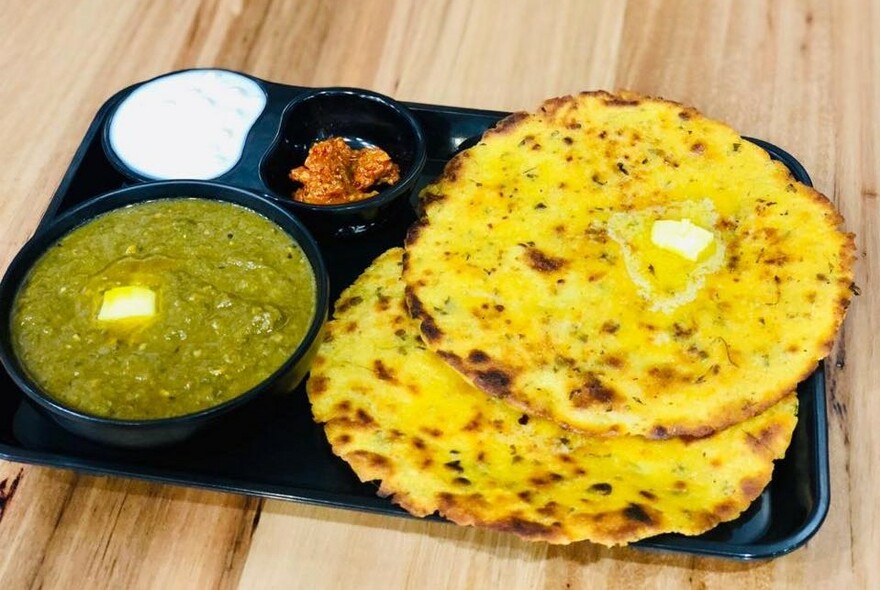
[
  {"x1": 0, "y1": 464, "x2": 259, "y2": 589},
  {"x1": 0, "y1": 1, "x2": 877, "y2": 588}
]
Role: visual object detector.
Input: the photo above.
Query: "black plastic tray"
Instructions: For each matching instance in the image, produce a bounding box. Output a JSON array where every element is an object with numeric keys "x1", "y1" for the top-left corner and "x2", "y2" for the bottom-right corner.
[{"x1": 0, "y1": 73, "x2": 829, "y2": 560}]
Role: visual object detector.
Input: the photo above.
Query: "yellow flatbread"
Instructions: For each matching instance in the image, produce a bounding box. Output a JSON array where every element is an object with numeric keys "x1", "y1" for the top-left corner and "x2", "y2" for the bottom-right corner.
[
  {"x1": 307, "y1": 249, "x2": 798, "y2": 545},
  {"x1": 403, "y1": 91, "x2": 853, "y2": 438}
]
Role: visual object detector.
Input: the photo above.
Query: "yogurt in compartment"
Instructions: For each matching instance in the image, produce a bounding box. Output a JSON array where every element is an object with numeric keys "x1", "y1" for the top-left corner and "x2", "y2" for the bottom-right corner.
[{"x1": 107, "y1": 69, "x2": 267, "y2": 180}]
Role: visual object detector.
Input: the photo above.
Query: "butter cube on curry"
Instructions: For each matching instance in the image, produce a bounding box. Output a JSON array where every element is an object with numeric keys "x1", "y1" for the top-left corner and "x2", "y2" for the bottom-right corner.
[{"x1": 97, "y1": 286, "x2": 156, "y2": 321}]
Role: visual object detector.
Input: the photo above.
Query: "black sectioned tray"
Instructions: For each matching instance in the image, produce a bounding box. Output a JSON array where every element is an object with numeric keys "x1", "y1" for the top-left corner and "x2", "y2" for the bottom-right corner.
[{"x1": 0, "y1": 71, "x2": 829, "y2": 560}]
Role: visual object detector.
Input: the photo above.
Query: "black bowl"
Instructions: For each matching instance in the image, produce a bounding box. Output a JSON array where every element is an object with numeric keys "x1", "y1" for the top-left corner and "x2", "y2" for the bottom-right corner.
[
  {"x1": 260, "y1": 88, "x2": 427, "y2": 238},
  {"x1": 0, "y1": 181, "x2": 329, "y2": 448}
]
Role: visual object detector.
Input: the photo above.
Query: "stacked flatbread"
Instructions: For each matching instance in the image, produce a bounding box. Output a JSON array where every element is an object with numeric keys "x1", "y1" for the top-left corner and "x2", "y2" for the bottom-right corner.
[{"x1": 307, "y1": 92, "x2": 854, "y2": 545}]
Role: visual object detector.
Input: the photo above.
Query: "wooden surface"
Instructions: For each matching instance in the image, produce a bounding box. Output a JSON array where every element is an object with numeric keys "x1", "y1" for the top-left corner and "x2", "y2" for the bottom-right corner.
[{"x1": 0, "y1": 1, "x2": 877, "y2": 588}]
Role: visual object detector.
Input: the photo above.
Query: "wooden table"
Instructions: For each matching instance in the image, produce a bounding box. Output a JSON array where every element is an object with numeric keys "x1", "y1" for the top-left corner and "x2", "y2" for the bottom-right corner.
[{"x1": 0, "y1": 1, "x2": 876, "y2": 588}]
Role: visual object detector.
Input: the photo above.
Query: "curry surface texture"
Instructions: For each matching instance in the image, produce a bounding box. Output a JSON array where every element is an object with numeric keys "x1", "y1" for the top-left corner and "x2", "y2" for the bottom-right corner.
[
  {"x1": 12, "y1": 198, "x2": 316, "y2": 419},
  {"x1": 402, "y1": 91, "x2": 854, "y2": 439},
  {"x1": 307, "y1": 249, "x2": 797, "y2": 545}
]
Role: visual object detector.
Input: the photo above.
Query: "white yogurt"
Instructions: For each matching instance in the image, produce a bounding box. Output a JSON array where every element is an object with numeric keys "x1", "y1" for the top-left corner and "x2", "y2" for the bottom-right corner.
[{"x1": 107, "y1": 70, "x2": 267, "y2": 180}]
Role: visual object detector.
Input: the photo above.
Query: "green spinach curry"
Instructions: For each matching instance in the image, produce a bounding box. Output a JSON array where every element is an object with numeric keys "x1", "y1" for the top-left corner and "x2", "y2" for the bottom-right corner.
[{"x1": 12, "y1": 199, "x2": 317, "y2": 419}]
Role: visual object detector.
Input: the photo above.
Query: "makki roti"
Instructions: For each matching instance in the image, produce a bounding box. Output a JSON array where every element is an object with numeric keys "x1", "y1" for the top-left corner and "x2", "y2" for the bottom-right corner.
[
  {"x1": 307, "y1": 249, "x2": 798, "y2": 545},
  {"x1": 402, "y1": 91, "x2": 854, "y2": 439}
]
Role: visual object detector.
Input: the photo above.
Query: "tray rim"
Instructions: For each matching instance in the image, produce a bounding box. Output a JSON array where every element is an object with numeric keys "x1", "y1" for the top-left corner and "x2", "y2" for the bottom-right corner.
[{"x1": 1, "y1": 73, "x2": 830, "y2": 560}]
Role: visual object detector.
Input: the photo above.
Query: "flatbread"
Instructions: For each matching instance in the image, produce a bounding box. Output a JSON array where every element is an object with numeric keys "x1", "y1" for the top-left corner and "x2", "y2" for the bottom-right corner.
[
  {"x1": 402, "y1": 91, "x2": 854, "y2": 438},
  {"x1": 307, "y1": 249, "x2": 798, "y2": 545}
]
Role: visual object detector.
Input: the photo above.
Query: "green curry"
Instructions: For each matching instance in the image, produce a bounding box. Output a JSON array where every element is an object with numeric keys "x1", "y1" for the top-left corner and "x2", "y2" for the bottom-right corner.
[{"x1": 12, "y1": 199, "x2": 317, "y2": 419}]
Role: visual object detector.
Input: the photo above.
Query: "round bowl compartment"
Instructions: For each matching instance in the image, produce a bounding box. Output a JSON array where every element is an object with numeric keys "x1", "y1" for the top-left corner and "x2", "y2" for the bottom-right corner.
[
  {"x1": 0, "y1": 181, "x2": 329, "y2": 448},
  {"x1": 260, "y1": 87, "x2": 427, "y2": 238}
]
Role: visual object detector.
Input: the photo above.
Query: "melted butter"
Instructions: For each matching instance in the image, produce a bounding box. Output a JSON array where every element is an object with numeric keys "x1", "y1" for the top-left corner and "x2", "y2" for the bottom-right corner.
[
  {"x1": 650, "y1": 218, "x2": 715, "y2": 261},
  {"x1": 97, "y1": 286, "x2": 156, "y2": 322},
  {"x1": 606, "y1": 199, "x2": 725, "y2": 313}
]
